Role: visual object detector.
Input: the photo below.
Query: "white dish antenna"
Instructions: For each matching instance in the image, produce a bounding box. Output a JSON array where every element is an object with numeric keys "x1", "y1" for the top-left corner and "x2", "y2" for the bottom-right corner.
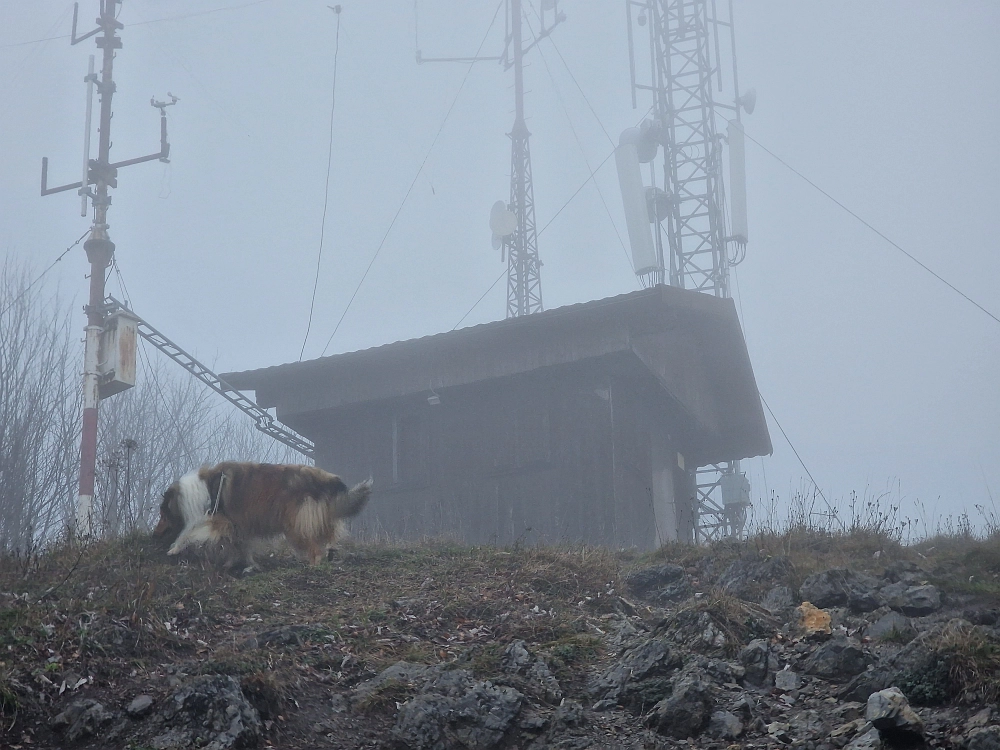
[{"x1": 490, "y1": 200, "x2": 517, "y2": 237}]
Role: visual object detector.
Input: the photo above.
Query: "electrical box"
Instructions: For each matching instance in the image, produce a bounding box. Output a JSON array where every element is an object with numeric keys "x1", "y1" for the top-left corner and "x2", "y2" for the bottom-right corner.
[
  {"x1": 98, "y1": 310, "x2": 139, "y2": 399},
  {"x1": 721, "y1": 471, "x2": 751, "y2": 509}
]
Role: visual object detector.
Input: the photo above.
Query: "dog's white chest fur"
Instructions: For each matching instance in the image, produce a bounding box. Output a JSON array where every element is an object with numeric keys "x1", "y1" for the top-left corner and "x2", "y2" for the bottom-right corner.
[{"x1": 167, "y1": 471, "x2": 212, "y2": 555}]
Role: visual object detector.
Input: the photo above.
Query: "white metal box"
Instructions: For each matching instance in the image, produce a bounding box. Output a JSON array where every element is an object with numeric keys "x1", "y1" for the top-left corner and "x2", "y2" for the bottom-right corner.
[{"x1": 98, "y1": 310, "x2": 139, "y2": 399}]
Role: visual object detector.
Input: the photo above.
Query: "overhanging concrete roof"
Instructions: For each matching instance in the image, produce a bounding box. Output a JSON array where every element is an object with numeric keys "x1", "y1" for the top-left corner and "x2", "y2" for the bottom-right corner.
[{"x1": 222, "y1": 286, "x2": 772, "y2": 464}]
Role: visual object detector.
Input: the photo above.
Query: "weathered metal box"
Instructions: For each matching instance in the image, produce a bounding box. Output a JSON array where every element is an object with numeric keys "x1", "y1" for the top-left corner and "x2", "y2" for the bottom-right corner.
[
  {"x1": 721, "y1": 471, "x2": 751, "y2": 509},
  {"x1": 98, "y1": 310, "x2": 139, "y2": 399}
]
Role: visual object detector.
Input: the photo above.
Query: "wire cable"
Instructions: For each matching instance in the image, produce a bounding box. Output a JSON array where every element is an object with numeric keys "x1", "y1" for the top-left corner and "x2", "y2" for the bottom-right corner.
[
  {"x1": 1, "y1": 0, "x2": 277, "y2": 48},
  {"x1": 742, "y1": 129, "x2": 1000, "y2": 327},
  {"x1": 759, "y1": 392, "x2": 842, "y2": 529},
  {"x1": 299, "y1": 7, "x2": 342, "y2": 360},
  {"x1": 452, "y1": 270, "x2": 506, "y2": 331},
  {"x1": 318, "y1": 0, "x2": 505, "y2": 357},
  {"x1": 522, "y1": 9, "x2": 634, "y2": 277},
  {"x1": 0, "y1": 229, "x2": 90, "y2": 319}
]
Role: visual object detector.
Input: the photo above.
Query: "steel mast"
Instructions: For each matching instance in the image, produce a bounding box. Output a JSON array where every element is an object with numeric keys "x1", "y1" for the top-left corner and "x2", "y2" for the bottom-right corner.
[
  {"x1": 417, "y1": 0, "x2": 563, "y2": 318},
  {"x1": 504, "y1": 0, "x2": 542, "y2": 317},
  {"x1": 41, "y1": 0, "x2": 175, "y2": 536}
]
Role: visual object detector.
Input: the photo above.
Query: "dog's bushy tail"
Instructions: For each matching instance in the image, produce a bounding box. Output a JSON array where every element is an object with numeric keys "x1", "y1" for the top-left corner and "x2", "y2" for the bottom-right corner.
[{"x1": 330, "y1": 478, "x2": 372, "y2": 518}]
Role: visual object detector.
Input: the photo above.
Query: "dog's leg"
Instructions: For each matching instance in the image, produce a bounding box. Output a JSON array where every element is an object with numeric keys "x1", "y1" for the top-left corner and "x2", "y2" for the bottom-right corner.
[{"x1": 168, "y1": 519, "x2": 220, "y2": 555}]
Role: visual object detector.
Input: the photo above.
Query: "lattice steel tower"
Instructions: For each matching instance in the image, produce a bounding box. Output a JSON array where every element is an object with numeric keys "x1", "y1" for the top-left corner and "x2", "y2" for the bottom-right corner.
[
  {"x1": 504, "y1": 0, "x2": 543, "y2": 319},
  {"x1": 622, "y1": 0, "x2": 756, "y2": 540}
]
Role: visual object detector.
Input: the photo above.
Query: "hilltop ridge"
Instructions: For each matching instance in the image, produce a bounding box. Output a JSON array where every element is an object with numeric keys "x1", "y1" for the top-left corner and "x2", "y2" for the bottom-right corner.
[{"x1": 1, "y1": 525, "x2": 999, "y2": 749}]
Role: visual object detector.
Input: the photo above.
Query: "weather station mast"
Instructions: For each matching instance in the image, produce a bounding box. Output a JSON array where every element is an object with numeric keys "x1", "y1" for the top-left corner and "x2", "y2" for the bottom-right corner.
[
  {"x1": 40, "y1": 0, "x2": 177, "y2": 536},
  {"x1": 417, "y1": 0, "x2": 565, "y2": 318},
  {"x1": 615, "y1": 0, "x2": 757, "y2": 540}
]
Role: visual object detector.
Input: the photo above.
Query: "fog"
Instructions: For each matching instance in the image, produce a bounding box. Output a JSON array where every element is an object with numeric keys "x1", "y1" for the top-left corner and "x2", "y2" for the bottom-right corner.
[{"x1": 2, "y1": 1, "x2": 998, "y2": 530}]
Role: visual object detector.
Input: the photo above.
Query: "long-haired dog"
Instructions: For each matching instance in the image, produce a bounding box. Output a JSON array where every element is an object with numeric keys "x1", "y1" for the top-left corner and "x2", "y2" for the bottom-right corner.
[{"x1": 154, "y1": 462, "x2": 371, "y2": 568}]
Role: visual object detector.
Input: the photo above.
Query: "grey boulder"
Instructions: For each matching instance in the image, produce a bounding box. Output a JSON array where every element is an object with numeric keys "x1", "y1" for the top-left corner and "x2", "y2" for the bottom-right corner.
[
  {"x1": 865, "y1": 687, "x2": 924, "y2": 745},
  {"x1": 51, "y1": 699, "x2": 115, "y2": 743},
  {"x1": 803, "y1": 636, "x2": 869, "y2": 679}
]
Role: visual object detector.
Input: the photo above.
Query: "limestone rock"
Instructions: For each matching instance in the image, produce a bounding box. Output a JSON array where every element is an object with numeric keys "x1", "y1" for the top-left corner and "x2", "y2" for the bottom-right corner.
[
  {"x1": 501, "y1": 640, "x2": 562, "y2": 704},
  {"x1": 803, "y1": 636, "x2": 869, "y2": 679},
  {"x1": 646, "y1": 667, "x2": 713, "y2": 739},
  {"x1": 800, "y1": 569, "x2": 884, "y2": 613},
  {"x1": 152, "y1": 674, "x2": 260, "y2": 750},
  {"x1": 775, "y1": 667, "x2": 801, "y2": 691},
  {"x1": 739, "y1": 638, "x2": 778, "y2": 687},
  {"x1": 51, "y1": 699, "x2": 115, "y2": 743},
  {"x1": 966, "y1": 726, "x2": 1000, "y2": 750},
  {"x1": 126, "y1": 694, "x2": 154, "y2": 717},
  {"x1": 763, "y1": 585, "x2": 798, "y2": 613},
  {"x1": 864, "y1": 611, "x2": 915, "y2": 642},
  {"x1": 708, "y1": 709, "x2": 743, "y2": 739},
  {"x1": 879, "y1": 583, "x2": 942, "y2": 617},
  {"x1": 626, "y1": 564, "x2": 692, "y2": 603},
  {"x1": 847, "y1": 726, "x2": 883, "y2": 750},
  {"x1": 865, "y1": 687, "x2": 924, "y2": 745},
  {"x1": 391, "y1": 669, "x2": 523, "y2": 750},
  {"x1": 717, "y1": 554, "x2": 795, "y2": 600},
  {"x1": 590, "y1": 637, "x2": 680, "y2": 709}
]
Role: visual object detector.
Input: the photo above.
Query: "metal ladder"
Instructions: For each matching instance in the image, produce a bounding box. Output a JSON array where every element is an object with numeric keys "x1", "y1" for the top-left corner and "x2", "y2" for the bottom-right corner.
[{"x1": 104, "y1": 297, "x2": 315, "y2": 459}]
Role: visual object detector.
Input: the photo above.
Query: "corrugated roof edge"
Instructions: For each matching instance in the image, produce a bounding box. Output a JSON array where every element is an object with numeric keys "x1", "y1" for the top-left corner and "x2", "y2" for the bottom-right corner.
[{"x1": 220, "y1": 285, "x2": 728, "y2": 390}]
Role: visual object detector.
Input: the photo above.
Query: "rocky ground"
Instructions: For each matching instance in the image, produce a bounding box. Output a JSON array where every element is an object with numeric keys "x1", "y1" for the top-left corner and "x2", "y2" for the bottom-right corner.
[{"x1": 1, "y1": 528, "x2": 999, "y2": 749}]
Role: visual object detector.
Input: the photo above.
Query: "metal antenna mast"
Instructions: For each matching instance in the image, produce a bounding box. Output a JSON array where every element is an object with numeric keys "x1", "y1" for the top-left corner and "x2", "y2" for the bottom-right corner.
[
  {"x1": 41, "y1": 0, "x2": 175, "y2": 537},
  {"x1": 417, "y1": 0, "x2": 564, "y2": 318},
  {"x1": 622, "y1": 0, "x2": 755, "y2": 541}
]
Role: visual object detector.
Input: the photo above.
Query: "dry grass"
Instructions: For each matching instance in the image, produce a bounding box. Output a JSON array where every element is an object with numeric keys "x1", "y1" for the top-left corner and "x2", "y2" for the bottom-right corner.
[
  {"x1": 656, "y1": 590, "x2": 777, "y2": 657},
  {"x1": 897, "y1": 621, "x2": 1000, "y2": 706}
]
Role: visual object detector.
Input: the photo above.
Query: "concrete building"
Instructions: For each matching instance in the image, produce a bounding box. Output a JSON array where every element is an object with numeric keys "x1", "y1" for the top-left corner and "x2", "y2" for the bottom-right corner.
[{"x1": 221, "y1": 286, "x2": 771, "y2": 549}]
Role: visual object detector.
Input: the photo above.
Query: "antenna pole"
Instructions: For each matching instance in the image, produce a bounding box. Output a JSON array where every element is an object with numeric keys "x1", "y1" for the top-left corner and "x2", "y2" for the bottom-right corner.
[
  {"x1": 505, "y1": 0, "x2": 542, "y2": 317},
  {"x1": 418, "y1": 1, "x2": 562, "y2": 319},
  {"x1": 41, "y1": 0, "x2": 176, "y2": 537},
  {"x1": 74, "y1": 0, "x2": 123, "y2": 538}
]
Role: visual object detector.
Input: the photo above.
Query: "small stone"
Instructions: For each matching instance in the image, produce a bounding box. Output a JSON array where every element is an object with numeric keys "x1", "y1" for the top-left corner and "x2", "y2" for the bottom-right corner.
[
  {"x1": 126, "y1": 694, "x2": 154, "y2": 717},
  {"x1": 798, "y1": 602, "x2": 833, "y2": 637},
  {"x1": 775, "y1": 668, "x2": 801, "y2": 691},
  {"x1": 865, "y1": 687, "x2": 924, "y2": 745},
  {"x1": 709, "y1": 710, "x2": 743, "y2": 739}
]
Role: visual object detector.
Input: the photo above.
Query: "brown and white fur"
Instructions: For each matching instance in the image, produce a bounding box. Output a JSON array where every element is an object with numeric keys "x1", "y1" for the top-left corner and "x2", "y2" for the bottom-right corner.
[{"x1": 154, "y1": 462, "x2": 371, "y2": 568}]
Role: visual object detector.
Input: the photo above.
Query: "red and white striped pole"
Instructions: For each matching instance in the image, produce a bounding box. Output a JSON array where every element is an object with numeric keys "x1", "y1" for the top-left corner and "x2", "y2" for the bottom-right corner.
[{"x1": 75, "y1": 1, "x2": 120, "y2": 537}]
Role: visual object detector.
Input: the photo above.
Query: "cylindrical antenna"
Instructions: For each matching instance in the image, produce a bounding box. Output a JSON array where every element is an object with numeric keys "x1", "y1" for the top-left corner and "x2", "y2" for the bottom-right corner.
[{"x1": 80, "y1": 55, "x2": 95, "y2": 217}]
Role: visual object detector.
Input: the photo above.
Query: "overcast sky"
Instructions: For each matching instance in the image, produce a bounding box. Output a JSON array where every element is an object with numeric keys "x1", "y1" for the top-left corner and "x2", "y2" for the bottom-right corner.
[{"x1": 2, "y1": 1, "x2": 998, "y2": 531}]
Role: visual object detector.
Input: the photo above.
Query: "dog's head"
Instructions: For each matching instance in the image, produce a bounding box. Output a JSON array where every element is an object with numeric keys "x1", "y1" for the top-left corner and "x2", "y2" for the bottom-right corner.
[{"x1": 153, "y1": 481, "x2": 184, "y2": 540}]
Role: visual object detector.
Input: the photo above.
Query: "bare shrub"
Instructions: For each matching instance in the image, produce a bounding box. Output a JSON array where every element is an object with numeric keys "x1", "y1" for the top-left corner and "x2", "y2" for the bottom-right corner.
[{"x1": 0, "y1": 262, "x2": 79, "y2": 552}]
